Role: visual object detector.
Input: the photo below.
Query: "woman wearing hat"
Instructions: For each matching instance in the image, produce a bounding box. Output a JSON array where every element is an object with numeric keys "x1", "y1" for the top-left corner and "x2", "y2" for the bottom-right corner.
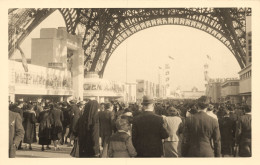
[
  {"x1": 22, "y1": 104, "x2": 37, "y2": 150},
  {"x1": 163, "y1": 106, "x2": 184, "y2": 157},
  {"x1": 38, "y1": 104, "x2": 53, "y2": 151}
]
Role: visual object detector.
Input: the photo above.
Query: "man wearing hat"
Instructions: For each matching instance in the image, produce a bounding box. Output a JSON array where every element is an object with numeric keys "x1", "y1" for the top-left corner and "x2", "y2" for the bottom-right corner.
[
  {"x1": 61, "y1": 102, "x2": 70, "y2": 145},
  {"x1": 11, "y1": 100, "x2": 24, "y2": 120},
  {"x1": 68, "y1": 99, "x2": 80, "y2": 146},
  {"x1": 218, "y1": 109, "x2": 236, "y2": 157},
  {"x1": 10, "y1": 100, "x2": 24, "y2": 150},
  {"x1": 182, "y1": 102, "x2": 221, "y2": 157},
  {"x1": 235, "y1": 105, "x2": 251, "y2": 157},
  {"x1": 99, "y1": 102, "x2": 115, "y2": 157},
  {"x1": 132, "y1": 95, "x2": 169, "y2": 157},
  {"x1": 77, "y1": 101, "x2": 86, "y2": 115}
]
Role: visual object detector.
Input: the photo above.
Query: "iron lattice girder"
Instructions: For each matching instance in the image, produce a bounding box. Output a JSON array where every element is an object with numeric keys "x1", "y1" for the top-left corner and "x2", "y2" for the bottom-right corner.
[
  {"x1": 8, "y1": 8, "x2": 56, "y2": 58},
  {"x1": 77, "y1": 8, "x2": 250, "y2": 75},
  {"x1": 8, "y1": 8, "x2": 251, "y2": 76}
]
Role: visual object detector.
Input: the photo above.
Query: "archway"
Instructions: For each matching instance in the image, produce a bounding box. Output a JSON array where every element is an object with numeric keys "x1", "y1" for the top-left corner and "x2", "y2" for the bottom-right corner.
[
  {"x1": 103, "y1": 25, "x2": 241, "y2": 91},
  {"x1": 8, "y1": 8, "x2": 251, "y2": 75}
]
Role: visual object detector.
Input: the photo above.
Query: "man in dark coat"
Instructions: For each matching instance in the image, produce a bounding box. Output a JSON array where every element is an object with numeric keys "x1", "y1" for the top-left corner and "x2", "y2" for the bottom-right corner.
[
  {"x1": 99, "y1": 102, "x2": 114, "y2": 157},
  {"x1": 236, "y1": 105, "x2": 251, "y2": 157},
  {"x1": 68, "y1": 100, "x2": 80, "y2": 146},
  {"x1": 182, "y1": 102, "x2": 221, "y2": 157},
  {"x1": 61, "y1": 102, "x2": 70, "y2": 144},
  {"x1": 10, "y1": 100, "x2": 24, "y2": 149},
  {"x1": 9, "y1": 110, "x2": 25, "y2": 158},
  {"x1": 132, "y1": 95, "x2": 169, "y2": 157},
  {"x1": 50, "y1": 103, "x2": 64, "y2": 150},
  {"x1": 218, "y1": 110, "x2": 236, "y2": 156}
]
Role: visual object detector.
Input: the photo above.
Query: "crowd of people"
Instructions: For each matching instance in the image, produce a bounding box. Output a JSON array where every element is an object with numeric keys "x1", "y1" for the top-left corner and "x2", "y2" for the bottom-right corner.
[{"x1": 8, "y1": 96, "x2": 251, "y2": 158}]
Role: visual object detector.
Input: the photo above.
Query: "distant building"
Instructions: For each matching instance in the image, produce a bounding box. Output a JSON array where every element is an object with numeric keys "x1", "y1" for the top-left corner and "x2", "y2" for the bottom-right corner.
[
  {"x1": 125, "y1": 82, "x2": 137, "y2": 103},
  {"x1": 9, "y1": 27, "x2": 83, "y2": 103},
  {"x1": 221, "y1": 78, "x2": 240, "y2": 104},
  {"x1": 182, "y1": 87, "x2": 205, "y2": 100},
  {"x1": 9, "y1": 60, "x2": 73, "y2": 103},
  {"x1": 136, "y1": 79, "x2": 166, "y2": 103},
  {"x1": 83, "y1": 73, "x2": 125, "y2": 103},
  {"x1": 238, "y1": 64, "x2": 251, "y2": 105},
  {"x1": 205, "y1": 79, "x2": 223, "y2": 103},
  {"x1": 238, "y1": 15, "x2": 251, "y2": 106}
]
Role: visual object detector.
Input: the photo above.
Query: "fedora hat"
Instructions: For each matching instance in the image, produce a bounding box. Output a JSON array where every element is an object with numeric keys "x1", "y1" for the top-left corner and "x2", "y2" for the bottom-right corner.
[
  {"x1": 141, "y1": 95, "x2": 154, "y2": 105},
  {"x1": 77, "y1": 101, "x2": 86, "y2": 106},
  {"x1": 69, "y1": 99, "x2": 77, "y2": 104}
]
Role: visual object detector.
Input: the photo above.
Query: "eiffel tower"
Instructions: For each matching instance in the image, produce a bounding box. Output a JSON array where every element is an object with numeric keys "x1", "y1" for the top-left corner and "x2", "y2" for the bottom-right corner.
[{"x1": 9, "y1": 8, "x2": 251, "y2": 77}]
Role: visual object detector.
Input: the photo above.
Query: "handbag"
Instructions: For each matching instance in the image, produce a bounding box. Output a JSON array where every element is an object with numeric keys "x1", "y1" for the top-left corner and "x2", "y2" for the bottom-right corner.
[{"x1": 70, "y1": 138, "x2": 79, "y2": 157}]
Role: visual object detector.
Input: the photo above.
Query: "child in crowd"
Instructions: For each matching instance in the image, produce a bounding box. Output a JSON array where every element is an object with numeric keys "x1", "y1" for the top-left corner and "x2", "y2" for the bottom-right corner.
[{"x1": 108, "y1": 118, "x2": 137, "y2": 157}]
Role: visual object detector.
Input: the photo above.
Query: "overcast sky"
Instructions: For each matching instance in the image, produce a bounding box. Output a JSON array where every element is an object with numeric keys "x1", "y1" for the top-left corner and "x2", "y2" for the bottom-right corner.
[{"x1": 13, "y1": 10, "x2": 241, "y2": 91}]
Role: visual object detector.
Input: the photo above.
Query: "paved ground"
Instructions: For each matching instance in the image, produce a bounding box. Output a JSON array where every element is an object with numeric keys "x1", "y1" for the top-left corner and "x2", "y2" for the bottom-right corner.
[{"x1": 16, "y1": 143, "x2": 73, "y2": 158}]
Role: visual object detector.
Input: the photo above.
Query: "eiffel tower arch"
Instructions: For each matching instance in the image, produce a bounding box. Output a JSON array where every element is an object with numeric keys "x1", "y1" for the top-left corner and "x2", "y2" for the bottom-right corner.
[{"x1": 8, "y1": 8, "x2": 251, "y2": 77}]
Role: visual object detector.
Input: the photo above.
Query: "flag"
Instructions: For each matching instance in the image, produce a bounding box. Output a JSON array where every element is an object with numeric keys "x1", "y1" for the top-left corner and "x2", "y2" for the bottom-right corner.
[
  {"x1": 168, "y1": 56, "x2": 174, "y2": 60},
  {"x1": 204, "y1": 63, "x2": 209, "y2": 69},
  {"x1": 206, "y1": 55, "x2": 211, "y2": 60},
  {"x1": 204, "y1": 71, "x2": 210, "y2": 81}
]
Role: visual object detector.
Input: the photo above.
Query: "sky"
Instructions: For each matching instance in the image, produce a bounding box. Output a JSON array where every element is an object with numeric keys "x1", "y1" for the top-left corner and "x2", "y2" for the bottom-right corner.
[
  {"x1": 13, "y1": 10, "x2": 241, "y2": 92},
  {"x1": 103, "y1": 25, "x2": 241, "y2": 91}
]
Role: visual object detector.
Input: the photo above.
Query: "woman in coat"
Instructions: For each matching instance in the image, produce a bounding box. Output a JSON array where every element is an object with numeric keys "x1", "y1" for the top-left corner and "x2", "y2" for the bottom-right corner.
[
  {"x1": 163, "y1": 106, "x2": 184, "y2": 157},
  {"x1": 23, "y1": 104, "x2": 37, "y2": 150},
  {"x1": 38, "y1": 104, "x2": 53, "y2": 151},
  {"x1": 50, "y1": 103, "x2": 64, "y2": 151},
  {"x1": 74, "y1": 100, "x2": 100, "y2": 157}
]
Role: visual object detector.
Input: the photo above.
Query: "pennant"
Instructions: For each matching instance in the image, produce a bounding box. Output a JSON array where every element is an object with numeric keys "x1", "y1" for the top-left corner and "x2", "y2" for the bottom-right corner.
[
  {"x1": 204, "y1": 63, "x2": 209, "y2": 69},
  {"x1": 206, "y1": 55, "x2": 211, "y2": 60},
  {"x1": 168, "y1": 56, "x2": 174, "y2": 60}
]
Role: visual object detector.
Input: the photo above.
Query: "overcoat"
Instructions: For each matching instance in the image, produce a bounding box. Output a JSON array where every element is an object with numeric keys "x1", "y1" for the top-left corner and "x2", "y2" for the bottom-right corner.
[
  {"x1": 132, "y1": 111, "x2": 169, "y2": 157},
  {"x1": 236, "y1": 113, "x2": 251, "y2": 157},
  {"x1": 70, "y1": 104, "x2": 81, "y2": 133},
  {"x1": 108, "y1": 131, "x2": 137, "y2": 157},
  {"x1": 74, "y1": 110, "x2": 100, "y2": 157},
  {"x1": 9, "y1": 111, "x2": 25, "y2": 158},
  {"x1": 183, "y1": 111, "x2": 221, "y2": 157},
  {"x1": 23, "y1": 111, "x2": 37, "y2": 143},
  {"x1": 218, "y1": 116, "x2": 236, "y2": 155},
  {"x1": 50, "y1": 108, "x2": 63, "y2": 140},
  {"x1": 99, "y1": 110, "x2": 114, "y2": 138},
  {"x1": 38, "y1": 110, "x2": 53, "y2": 145},
  {"x1": 61, "y1": 107, "x2": 70, "y2": 127}
]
